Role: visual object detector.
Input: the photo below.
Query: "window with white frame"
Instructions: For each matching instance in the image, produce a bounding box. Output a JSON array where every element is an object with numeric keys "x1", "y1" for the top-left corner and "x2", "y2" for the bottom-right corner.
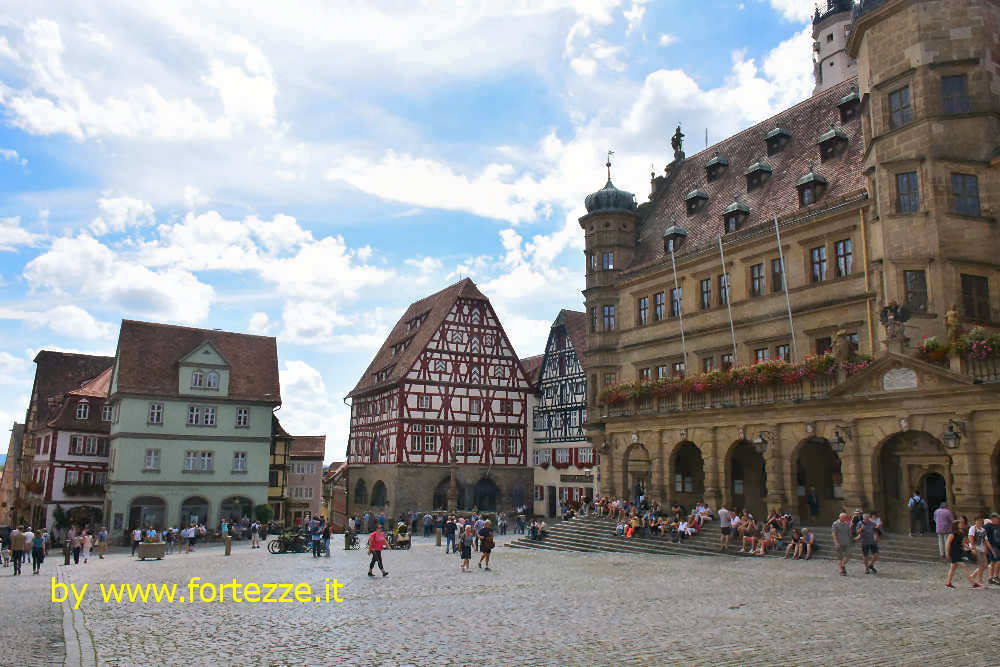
[
  {"x1": 144, "y1": 448, "x2": 161, "y2": 471},
  {"x1": 66, "y1": 470, "x2": 79, "y2": 485},
  {"x1": 101, "y1": 405, "x2": 113, "y2": 422},
  {"x1": 469, "y1": 398, "x2": 481, "y2": 413},
  {"x1": 206, "y1": 371, "x2": 219, "y2": 388},
  {"x1": 418, "y1": 395, "x2": 431, "y2": 409},
  {"x1": 204, "y1": 407, "x2": 217, "y2": 426},
  {"x1": 454, "y1": 436, "x2": 465, "y2": 453},
  {"x1": 506, "y1": 428, "x2": 517, "y2": 454},
  {"x1": 184, "y1": 450, "x2": 213, "y2": 472},
  {"x1": 232, "y1": 451, "x2": 247, "y2": 472},
  {"x1": 85, "y1": 436, "x2": 98, "y2": 455},
  {"x1": 467, "y1": 427, "x2": 479, "y2": 453},
  {"x1": 578, "y1": 447, "x2": 594, "y2": 464},
  {"x1": 200, "y1": 450, "x2": 213, "y2": 471},
  {"x1": 187, "y1": 406, "x2": 201, "y2": 425},
  {"x1": 555, "y1": 448, "x2": 570, "y2": 463},
  {"x1": 410, "y1": 434, "x2": 422, "y2": 451},
  {"x1": 191, "y1": 370, "x2": 204, "y2": 387},
  {"x1": 75, "y1": 400, "x2": 89, "y2": 420},
  {"x1": 148, "y1": 403, "x2": 163, "y2": 424},
  {"x1": 236, "y1": 407, "x2": 249, "y2": 427},
  {"x1": 424, "y1": 434, "x2": 436, "y2": 452}
]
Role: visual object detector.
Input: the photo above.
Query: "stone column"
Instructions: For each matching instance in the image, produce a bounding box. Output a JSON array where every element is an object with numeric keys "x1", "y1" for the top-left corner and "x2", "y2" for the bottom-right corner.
[
  {"x1": 949, "y1": 446, "x2": 989, "y2": 520},
  {"x1": 764, "y1": 426, "x2": 787, "y2": 510},
  {"x1": 654, "y1": 431, "x2": 669, "y2": 504},
  {"x1": 839, "y1": 440, "x2": 866, "y2": 512},
  {"x1": 703, "y1": 428, "x2": 725, "y2": 511},
  {"x1": 602, "y1": 435, "x2": 617, "y2": 497}
]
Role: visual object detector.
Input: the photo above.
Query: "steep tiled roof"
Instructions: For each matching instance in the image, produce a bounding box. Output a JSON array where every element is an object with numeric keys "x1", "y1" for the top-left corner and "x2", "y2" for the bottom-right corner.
[
  {"x1": 114, "y1": 320, "x2": 280, "y2": 403},
  {"x1": 632, "y1": 78, "x2": 864, "y2": 268},
  {"x1": 272, "y1": 415, "x2": 292, "y2": 439},
  {"x1": 290, "y1": 435, "x2": 326, "y2": 459},
  {"x1": 347, "y1": 278, "x2": 489, "y2": 398},
  {"x1": 323, "y1": 461, "x2": 347, "y2": 483},
  {"x1": 29, "y1": 351, "x2": 115, "y2": 432},
  {"x1": 519, "y1": 354, "x2": 545, "y2": 386},
  {"x1": 46, "y1": 367, "x2": 113, "y2": 430},
  {"x1": 557, "y1": 310, "x2": 589, "y2": 363}
]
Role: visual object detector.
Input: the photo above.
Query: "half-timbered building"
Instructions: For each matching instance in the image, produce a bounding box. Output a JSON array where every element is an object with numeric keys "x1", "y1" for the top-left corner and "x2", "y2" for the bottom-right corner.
[
  {"x1": 346, "y1": 278, "x2": 534, "y2": 515},
  {"x1": 529, "y1": 310, "x2": 597, "y2": 516}
]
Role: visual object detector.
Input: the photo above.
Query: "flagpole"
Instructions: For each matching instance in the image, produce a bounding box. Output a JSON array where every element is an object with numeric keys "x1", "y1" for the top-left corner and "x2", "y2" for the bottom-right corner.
[
  {"x1": 718, "y1": 236, "x2": 738, "y2": 364},
  {"x1": 774, "y1": 216, "x2": 799, "y2": 361},
  {"x1": 669, "y1": 246, "x2": 688, "y2": 372}
]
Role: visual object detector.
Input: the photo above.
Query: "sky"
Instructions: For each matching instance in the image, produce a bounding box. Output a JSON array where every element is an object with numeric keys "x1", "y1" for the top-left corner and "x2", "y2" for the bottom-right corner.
[{"x1": 0, "y1": 0, "x2": 820, "y2": 463}]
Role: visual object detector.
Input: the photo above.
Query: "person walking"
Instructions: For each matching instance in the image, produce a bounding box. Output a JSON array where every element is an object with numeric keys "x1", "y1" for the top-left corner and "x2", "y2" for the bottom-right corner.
[
  {"x1": 97, "y1": 526, "x2": 108, "y2": 559},
  {"x1": 310, "y1": 516, "x2": 324, "y2": 558},
  {"x1": 478, "y1": 519, "x2": 495, "y2": 571},
  {"x1": 30, "y1": 531, "x2": 45, "y2": 575},
  {"x1": 444, "y1": 516, "x2": 456, "y2": 554},
  {"x1": 71, "y1": 532, "x2": 82, "y2": 565},
  {"x1": 986, "y1": 513, "x2": 1000, "y2": 585},
  {"x1": 907, "y1": 490, "x2": 927, "y2": 536},
  {"x1": 322, "y1": 523, "x2": 331, "y2": 558},
  {"x1": 968, "y1": 517, "x2": 989, "y2": 587},
  {"x1": 718, "y1": 506, "x2": 731, "y2": 552},
  {"x1": 10, "y1": 526, "x2": 25, "y2": 576},
  {"x1": 422, "y1": 513, "x2": 433, "y2": 538},
  {"x1": 131, "y1": 527, "x2": 142, "y2": 556},
  {"x1": 367, "y1": 524, "x2": 388, "y2": 577},
  {"x1": 459, "y1": 525, "x2": 475, "y2": 572},
  {"x1": 933, "y1": 502, "x2": 954, "y2": 557},
  {"x1": 855, "y1": 513, "x2": 880, "y2": 574},
  {"x1": 945, "y1": 519, "x2": 978, "y2": 588},
  {"x1": 250, "y1": 520, "x2": 261, "y2": 549},
  {"x1": 81, "y1": 531, "x2": 92, "y2": 564},
  {"x1": 831, "y1": 512, "x2": 854, "y2": 576}
]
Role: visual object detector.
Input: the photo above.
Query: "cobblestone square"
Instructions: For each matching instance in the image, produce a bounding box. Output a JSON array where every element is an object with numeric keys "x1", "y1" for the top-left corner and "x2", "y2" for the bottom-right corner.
[{"x1": 4, "y1": 534, "x2": 996, "y2": 666}]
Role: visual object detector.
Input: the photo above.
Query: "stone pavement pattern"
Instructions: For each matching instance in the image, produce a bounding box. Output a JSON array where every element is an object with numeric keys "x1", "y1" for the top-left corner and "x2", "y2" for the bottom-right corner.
[
  {"x1": 6, "y1": 535, "x2": 998, "y2": 666},
  {"x1": 0, "y1": 560, "x2": 66, "y2": 664}
]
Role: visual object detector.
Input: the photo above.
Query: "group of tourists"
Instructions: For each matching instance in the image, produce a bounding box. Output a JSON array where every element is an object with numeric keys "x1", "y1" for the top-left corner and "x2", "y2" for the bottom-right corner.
[
  {"x1": 2, "y1": 525, "x2": 47, "y2": 575},
  {"x1": 438, "y1": 513, "x2": 497, "y2": 571}
]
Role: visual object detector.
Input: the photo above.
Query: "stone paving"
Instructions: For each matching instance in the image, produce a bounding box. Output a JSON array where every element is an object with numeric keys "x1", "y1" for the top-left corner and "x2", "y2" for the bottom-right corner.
[
  {"x1": 5, "y1": 534, "x2": 998, "y2": 666},
  {"x1": 0, "y1": 556, "x2": 66, "y2": 665}
]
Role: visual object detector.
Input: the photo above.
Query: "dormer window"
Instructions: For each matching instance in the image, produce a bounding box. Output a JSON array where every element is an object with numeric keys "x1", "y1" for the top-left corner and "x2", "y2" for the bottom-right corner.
[
  {"x1": 745, "y1": 159, "x2": 772, "y2": 191},
  {"x1": 205, "y1": 371, "x2": 219, "y2": 389},
  {"x1": 817, "y1": 124, "x2": 848, "y2": 162},
  {"x1": 684, "y1": 187, "x2": 709, "y2": 214},
  {"x1": 797, "y1": 168, "x2": 829, "y2": 207},
  {"x1": 406, "y1": 314, "x2": 426, "y2": 332},
  {"x1": 765, "y1": 127, "x2": 791, "y2": 156},
  {"x1": 705, "y1": 152, "x2": 728, "y2": 183},
  {"x1": 75, "y1": 399, "x2": 90, "y2": 420},
  {"x1": 191, "y1": 370, "x2": 204, "y2": 388},
  {"x1": 722, "y1": 198, "x2": 750, "y2": 234},
  {"x1": 837, "y1": 87, "x2": 860, "y2": 123}
]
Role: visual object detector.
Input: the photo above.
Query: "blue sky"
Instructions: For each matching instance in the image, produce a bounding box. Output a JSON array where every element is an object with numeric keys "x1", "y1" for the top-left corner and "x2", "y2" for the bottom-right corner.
[{"x1": 0, "y1": 0, "x2": 818, "y2": 461}]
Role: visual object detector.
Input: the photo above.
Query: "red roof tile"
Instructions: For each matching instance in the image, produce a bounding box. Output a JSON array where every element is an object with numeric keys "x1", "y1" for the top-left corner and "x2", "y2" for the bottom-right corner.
[
  {"x1": 290, "y1": 435, "x2": 326, "y2": 459},
  {"x1": 323, "y1": 461, "x2": 347, "y2": 483},
  {"x1": 519, "y1": 354, "x2": 545, "y2": 385},
  {"x1": 28, "y1": 351, "x2": 115, "y2": 432},
  {"x1": 114, "y1": 320, "x2": 280, "y2": 403},
  {"x1": 557, "y1": 310, "x2": 589, "y2": 362},
  {"x1": 46, "y1": 367, "x2": 114, "y2": 431},
  {"x1": 347, "y1": 278, "x2": 489, "y2": 398},
  {"x1": 627, "y1": 78, "x2": 865, "y2": 269}
]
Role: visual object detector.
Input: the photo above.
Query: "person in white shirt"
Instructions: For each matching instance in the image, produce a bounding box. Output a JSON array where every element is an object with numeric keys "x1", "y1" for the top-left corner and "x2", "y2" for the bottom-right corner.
[
  {"x1": 131, "y1": 528, "x2": 142, "y2": 556},
  {"x1": 718, "y1": 506, "x2": 732, "y2": 552}
]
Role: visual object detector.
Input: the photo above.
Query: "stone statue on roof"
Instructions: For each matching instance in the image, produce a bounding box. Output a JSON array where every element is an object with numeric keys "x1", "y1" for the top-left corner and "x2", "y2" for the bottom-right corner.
[{"x1": 670, "y1": 124, "x2": 685, "y2": 157}]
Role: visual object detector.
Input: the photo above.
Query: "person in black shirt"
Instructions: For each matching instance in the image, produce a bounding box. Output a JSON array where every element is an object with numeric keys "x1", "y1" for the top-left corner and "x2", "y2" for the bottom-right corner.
[
  {"x1": 444, "y1": 516, "x2": 457, "y2": 554},
  {"x1": 477, "y1": 520, "x2": 495, "y2": 571}
]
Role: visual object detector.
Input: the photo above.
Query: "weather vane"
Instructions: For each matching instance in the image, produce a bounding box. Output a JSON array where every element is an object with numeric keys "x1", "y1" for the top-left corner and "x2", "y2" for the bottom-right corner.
[{"x1": 606, "y1": 148, "x2": 615, "y2": 180}]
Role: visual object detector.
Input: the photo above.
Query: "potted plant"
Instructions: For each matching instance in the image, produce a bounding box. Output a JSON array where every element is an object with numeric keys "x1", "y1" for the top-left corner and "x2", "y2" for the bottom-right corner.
[{"x1": 918, "y1": 335, "x2": 949, "y2": 362}]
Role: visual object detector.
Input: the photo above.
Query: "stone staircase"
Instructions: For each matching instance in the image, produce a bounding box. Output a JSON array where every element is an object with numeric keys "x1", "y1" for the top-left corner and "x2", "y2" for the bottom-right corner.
[{"x1": 507, "y1": 515, "x2": 945, "y2": 565}]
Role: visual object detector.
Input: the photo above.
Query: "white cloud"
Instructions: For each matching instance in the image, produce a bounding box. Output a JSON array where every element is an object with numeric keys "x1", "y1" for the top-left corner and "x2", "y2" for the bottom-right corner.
[
  {"x1": 89, "y1": 195, "x2": 155, "y2": 235},
  {"x1": 0, "y1": 148, "x2": 27, "y2": 166},
  {"x1": 571, "y1": 57, "x2": 597, "y2": 77},
  {"x1": 247, "y1": 311, "x2": 272, "y2": 335},
  {"x1": 183, "y1": 185, "x2": 208, "y2": 209},
  {"x1": 0, "y1": 351, "x2": 27, "y2": 383},
  {"x1": 624, "y1": 0, "x2": 651, "y2": 36},
  {"x1": 658, "y1": 33, "x2": 677, "y2": 47},
  {"x1": 0, "y1": 217, "x2": 42, "y2": 251},
  {"x1": 0, "y1": 305, "x2": 116, "y2": 340},
  {"x1": 769, "y1": 0, "x2": 815, "y2": 22},
  {"x1": 278, "y1": 359, "x2": 349, "y2": 460}
]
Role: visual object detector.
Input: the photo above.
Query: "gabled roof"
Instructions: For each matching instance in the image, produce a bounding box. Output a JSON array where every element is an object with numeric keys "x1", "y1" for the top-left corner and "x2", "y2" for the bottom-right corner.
[
  {"x1": 555, "y1": 309, "x2": 588, "y2": 362},
  {"x1": 633, "y1": 78, "x2": 864, "y2": 268},
  {"x1": 28, "y1": 351, "x2": 115, "y2": 432},
  {"x1": 272, "y1": 414, "x2": 292, "y2": 439},
  {"x1": 323, "y1": 461, "x2": 347, "y2": 483},
  {"x1": 46, "y1": 367, "x2": 114, "y2": 430},
  {"x1": 290, "y1": 435, "x2": 326, "y2": 459},
  {"x1": 520, "y1": 354, "x2": 545, "y2": 385},
  {"x1": 347, "y1": 278, "x2": 489, "y2": 398},
  {"x1": 114, "y1": 320, "x2": 280, "y2": 403}
]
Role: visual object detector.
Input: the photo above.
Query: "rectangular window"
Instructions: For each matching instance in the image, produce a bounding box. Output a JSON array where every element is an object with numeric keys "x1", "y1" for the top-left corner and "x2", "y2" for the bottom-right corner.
[
  {"x1": 637, "y1": 296, "x2": 648, "y2": 326},
  {"x1": 750, "y1": 263, "x2": 764, "y2": 297},
  {"x1": 184, "y1": 451, "x2": 196, "y2": 471},
  {"x1": 578, "y1": 447, "x2": 594, "y2": 465},
  {"x1": 670, "y1": 287, "x2": 682, "y2": 317},
  {"x1": 888, "y1": 85, "x2": 912, "y2": 128},
  {"x1": 702, "y1": 357, "x2": 714, "y2": 373},
  {"x1": 639, "y1": 367, "x2": 651, "y2": 381},
  {"x1": 555, "y1": 448, "x2": 570, "y2": 463},
  {"x1": 144, "y1": 449, "x2": 160, "y2": 471},
  {"x1": 85, "y1": 436, "x2": 98, "y2": 455},
  {"x1": 602, "y1": 305, "x2": 615, "y2": 331},
  {"x1": 410, "y1": 435, "x2": 422, "y2": 451},
  {"x1": 950, "y1": 173, "x2": 980, "y2": 216},
  {"x1": 810, "y1": 246, "x2": 827, "y2": 283},
  {"x1": 718, "y1": 274, "x2": 729, "y2": 305},
  {"x1": 775, "y1": 344, "x2": 791, "y2": 362},
  {"x1": 941, "y1": 74, "x2": 969, "y2": 114},
  {"x1": 534, "y1": 485, "x2": 544, "y2": 501},
  {"x1": 754, "y1": 348, "x2": 769, "y2": 362},
  {"x1": 896, "y1": 172, "x2": 919, "y2": 213},
  {"x1": 603, "y1": 372, "x2": 617, "y2": 387},
  {"x1": 904, "y1": 269, "x2": 928, "y2": 312},
  {"x1": 602, "y1": 252, "x2": 614, "y2": 270},
  {"x1": 66, "y1": 470, "x2": 79, "y2": 485},
  {"x1": 835, "y1": 239, "x2": 853, "y2": 277},
  {"x1": 721, "y1": 354, "x2": 733, "y2": 371},
  {"x1": 200, "y1": 451, "x2": 213, "y2": 471},
  {"x1": 590, "y1": 307, "x2": 598, "y2": 333},
  {"x1": 589, "y1": 252, "x2": 597, "y2": 272},
  {"x1": 203, "y1": 407, "x2": 216, "y2": 426},
  {"x1": 654, "y1": 292, "x2": 665, "y2": 320},
  {"x1": 469, "y1": 398, "x2": 481, "y2": 414},
  {"x1": 961, "y1": 274, "x2": 990, "y2": 321},
  {"x1": 418, "y1": 395, "x2": 431, "y2": 409},
  {"x1": 671, "y1": 362, "x2": 685, "y2": 377},
  {"x1": 187, "y1": 405, "x2": 201, "y2": 425},
  {"x1": 269, "y1": 470, "x2": 278, "y2": 486},
  {"x1": 75, "y1": 402, "x2": 89, "y2": 420},
  {"x1": 656, "y1": 365, "x2": 668, "y2": 379},
  {"x1": 771, "y1": 258, "x2": 784, "y2": 293},
  {"x1": 700, "y1": 279, "x2": 711, "y2": 310},
  {"x1": 816, "y1": 337, "x2": 832, "y2": 355},
  {"x1": 423, "y1": 435, "x2": 436, "y2": 452},
  {"x1": 232, "y1": 451, "x2": 247, "y2": 472},
  {"x1": 236, "y1": 407, "x2": 249, "y2": 427},
  {"x1": 101, "y1": 405, "x2": 113, "y2": 422}
]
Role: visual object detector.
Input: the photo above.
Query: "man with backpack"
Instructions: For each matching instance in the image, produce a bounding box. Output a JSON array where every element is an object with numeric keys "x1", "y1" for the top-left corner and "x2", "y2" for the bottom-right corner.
[{"x1": 908, "y1": 490, "x2": 927, "y2": 536}]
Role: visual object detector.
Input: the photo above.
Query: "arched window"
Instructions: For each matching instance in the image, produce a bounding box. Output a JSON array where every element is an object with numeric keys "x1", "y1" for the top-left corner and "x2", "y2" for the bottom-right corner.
[
  {"x1": 371, "y1": 481, "x2": 388, "y2": 507},
  {"x1": 354, "y1": 479, "x2": 367, "y2": 505},
  {"x1": 206, "y1": 371, "x2": 219, "y2": 389},
  {"x1": 75, "y1": 400, "x2": 90, "y2": 420},
  {"x1": 191, "y1": 370, "x2": 204, "y2": 388}
]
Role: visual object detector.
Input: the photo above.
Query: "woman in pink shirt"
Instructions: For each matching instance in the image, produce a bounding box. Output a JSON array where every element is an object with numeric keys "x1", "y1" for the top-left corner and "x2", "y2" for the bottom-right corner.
[{"x1": 367, "y1": 525, "x2": 389, "y2": 577}]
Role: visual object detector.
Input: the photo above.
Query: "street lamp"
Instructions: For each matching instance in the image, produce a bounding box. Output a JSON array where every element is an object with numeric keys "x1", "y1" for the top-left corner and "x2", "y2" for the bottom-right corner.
[
  {"x1": 942, "y1": 421, "x2": 962, "y2": 449},
  {"x1": 752, "y1": 431, "x2": 772, "y2": 456},
  {"x1": 830, "y1": 431, "x2": 847, "y2": 453}
]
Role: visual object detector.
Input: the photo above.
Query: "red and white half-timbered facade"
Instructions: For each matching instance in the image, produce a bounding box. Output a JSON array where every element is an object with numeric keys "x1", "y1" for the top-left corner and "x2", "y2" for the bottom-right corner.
[{"x1": 347, "y1": 279, "x2": 534, "y2": 514}]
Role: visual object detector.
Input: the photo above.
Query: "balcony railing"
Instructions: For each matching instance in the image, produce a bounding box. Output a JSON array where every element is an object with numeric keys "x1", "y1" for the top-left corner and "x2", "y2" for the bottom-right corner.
[{"x1": 965, "y1": 356, "x2": 1000, "y2": 383}]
